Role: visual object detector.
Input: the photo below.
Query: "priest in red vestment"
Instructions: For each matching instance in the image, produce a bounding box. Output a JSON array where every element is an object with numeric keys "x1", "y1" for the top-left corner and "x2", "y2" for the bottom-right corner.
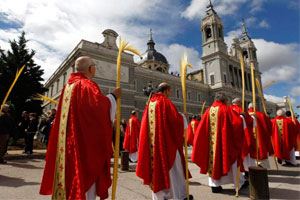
[
  {"x1": 187, "y1": 115, "x2": 199, "y2": 146},
  {"x1": 248, "y1": 103, "x2": 273, "y2": 168},
  {"x1": 229, "y1": 98, "x2": 256, "y2": 177},
  {"x1": 277, "y1": 110, "x2": 298, "y2": 166},
  {"x1": 271, "y1": 109, "x2": 296, "y2": 165},
  {"x1": 136, "y1": 82, "x2": 192, "y2": 200},
  {"x1": 192, "y1": 93, "x2": 246, "y2": 193},
  {"x1": 123, "y1": 110, "x2": 140, "y2": 162},
  {"x1": 40, "y1": 56, "x2": 122, "y2": 200}
]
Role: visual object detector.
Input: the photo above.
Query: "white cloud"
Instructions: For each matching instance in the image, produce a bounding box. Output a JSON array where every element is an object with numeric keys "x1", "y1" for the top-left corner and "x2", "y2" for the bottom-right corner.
[
  {"x1": 0, "y1": 0, "x2": 183, "y2": 81},
  {"x1": 159, "y1": 43, "x2": 202, "y2": 73},
  {"x1": 258, "y1": 19, "x2": 270, "y2": 28},
  {"x1": 290, "y1": 86, "x2": 300, "y2": 97},
  {"x1": 182, "y1": 0, "x2": 247, "y2": 20},
  {"x1": 250, "y1": 0, "x2": 266, "y2": 13},
  {"x1": 264, "y1": 94, "x2": 284, "y2": 103}
]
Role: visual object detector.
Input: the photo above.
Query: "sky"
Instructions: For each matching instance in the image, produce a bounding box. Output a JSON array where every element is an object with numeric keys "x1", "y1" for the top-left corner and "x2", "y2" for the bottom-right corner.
[{"x1": 0, "y1": 0, "x2": 299, "y2": 111}]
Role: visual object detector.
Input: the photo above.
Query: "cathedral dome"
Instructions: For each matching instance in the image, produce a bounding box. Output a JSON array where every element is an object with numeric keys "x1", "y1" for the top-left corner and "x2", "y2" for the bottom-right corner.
[{"x1": 138, "y1": 31, "x2": 168, "y2": 64}]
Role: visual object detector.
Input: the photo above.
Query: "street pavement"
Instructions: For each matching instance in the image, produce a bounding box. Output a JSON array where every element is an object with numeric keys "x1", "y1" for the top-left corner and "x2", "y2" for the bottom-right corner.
[{"x1": 0, "y1": 149, "x2": 299, "y2": 200}]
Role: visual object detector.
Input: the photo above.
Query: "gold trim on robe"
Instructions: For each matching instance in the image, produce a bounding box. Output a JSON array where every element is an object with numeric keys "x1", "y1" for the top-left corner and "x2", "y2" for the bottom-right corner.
[
  {"x1": 129, "y1": 119, "x2": 132, "y2": 136},
  {"x1": 52, "y1": 83, "x2": 75, "y2": 200},
  {"x1": 276, "y1": 119, "x2": 283, "y2": 150},
  {"x1": 148, "y1": 100, "x2": 157, "y2": 190},
  {"x1": 191, "y1": 121, "x2": 195, "y2": 134},
  {"x1": 208, "y1": 106, "x2": 219, "y2": 177}
]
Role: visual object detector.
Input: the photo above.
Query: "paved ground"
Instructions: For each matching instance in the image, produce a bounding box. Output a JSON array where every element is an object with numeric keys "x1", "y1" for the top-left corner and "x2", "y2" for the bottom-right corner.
[{"x1": 0, "y1": 149, "x2": 299, "y2": 200}]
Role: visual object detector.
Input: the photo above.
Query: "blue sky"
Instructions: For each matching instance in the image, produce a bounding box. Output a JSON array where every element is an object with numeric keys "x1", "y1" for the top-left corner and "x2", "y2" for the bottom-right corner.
[{"x1": 0, "y1": 0, "x2": 299, "y2": 111}]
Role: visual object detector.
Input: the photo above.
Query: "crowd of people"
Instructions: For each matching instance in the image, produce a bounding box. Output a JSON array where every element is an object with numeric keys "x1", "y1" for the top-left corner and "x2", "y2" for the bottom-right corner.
[
  {"x1": 1, "y1": 56, "x2": 298, "y2": 199},
  {"x1": 0, "y1": 105, "x2": 56, "y2": 163}
]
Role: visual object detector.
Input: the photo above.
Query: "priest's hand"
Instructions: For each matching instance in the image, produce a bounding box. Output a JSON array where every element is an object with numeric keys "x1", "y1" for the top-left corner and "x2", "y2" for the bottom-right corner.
[{"x1": 112, "y1": 88, "x2": 122, "y2": 99}]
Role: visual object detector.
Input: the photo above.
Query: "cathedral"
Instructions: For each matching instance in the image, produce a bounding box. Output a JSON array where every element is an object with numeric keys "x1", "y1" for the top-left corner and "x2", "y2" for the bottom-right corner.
[{"x1": 43, "y1": 2, "x2": 280, "y2": 119}]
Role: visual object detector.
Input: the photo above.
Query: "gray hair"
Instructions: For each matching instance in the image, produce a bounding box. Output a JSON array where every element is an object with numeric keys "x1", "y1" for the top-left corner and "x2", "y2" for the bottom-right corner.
[
  {"x1": 75, "y1": 56, "x2": 94, "y2": 72},
  {"x1": 276, "y1": 109, "x2": 285, "y2": 116},
  {"x1": 248, "y1": 103, "x2": 253, "y2": 109},
  {"x1": 214, "y1": 92, "x2": 227, "y2": 103},
  {"x1": 232, "y1": 97, "x2": 241, "y2": 104}
]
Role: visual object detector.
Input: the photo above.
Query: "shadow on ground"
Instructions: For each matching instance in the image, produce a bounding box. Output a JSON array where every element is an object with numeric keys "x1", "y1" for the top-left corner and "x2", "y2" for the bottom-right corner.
[
  {"x1": 0, "y1": 175, "x2": 39, "y2": 187},
  {"x1": 269, "y1": 187, "x2": 300, "y2": 199}
]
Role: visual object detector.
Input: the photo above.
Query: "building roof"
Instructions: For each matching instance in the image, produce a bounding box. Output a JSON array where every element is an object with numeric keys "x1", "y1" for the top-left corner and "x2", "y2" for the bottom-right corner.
[{"x1": 139, "y1": 30, "x2": 168, "y2": 64}]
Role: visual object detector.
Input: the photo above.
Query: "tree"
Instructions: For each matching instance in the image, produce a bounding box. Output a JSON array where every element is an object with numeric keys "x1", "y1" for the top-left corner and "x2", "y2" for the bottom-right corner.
[{"x1": 0, "y1": 31, "x2": 47, "y2": 120}]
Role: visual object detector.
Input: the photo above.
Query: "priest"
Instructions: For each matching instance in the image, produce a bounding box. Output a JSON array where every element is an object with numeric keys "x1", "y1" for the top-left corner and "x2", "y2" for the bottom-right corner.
[
  {"x1": 285, "y1": 111, "x2": 298, "y2": 165},
  {"x1": 136, "y1": 82, "x2": 192, "y2": 200},
  {"x1": 192, "y1": 93, "x2": 245, "y2": 193},
  {"x1": 187, "y1": 115, "x2": 199, "y2": 146},
  {"x1": 272, "y1": 110, "x2": 296, "y2": 165},
  {"x1": 40, "y1": 56, "x2": 122, "y2": 200},
  {"x1": 229, "y1": 98, "x2": 256, "y2": 177},
  {"x1": 248, "y1": 103, "x2": 273, "y2": 168},
  {"x1": 123, "y1": 110, "x2": 140, "y2": 162}
]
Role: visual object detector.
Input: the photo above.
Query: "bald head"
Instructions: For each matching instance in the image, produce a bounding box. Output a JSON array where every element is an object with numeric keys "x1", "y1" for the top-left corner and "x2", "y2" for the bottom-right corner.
[
  {"x1": 157, "y1": 82, "x2": 171, "y2": 98},
  {"x1": 75, "y1": 56, "x2": 96, "y2": 78},
  {"x1": 277, "y1": 109, "x2": 285, "y2": 117},
  {"x1": 232, "y1": 97, "x2": 241, "y2": 106}
]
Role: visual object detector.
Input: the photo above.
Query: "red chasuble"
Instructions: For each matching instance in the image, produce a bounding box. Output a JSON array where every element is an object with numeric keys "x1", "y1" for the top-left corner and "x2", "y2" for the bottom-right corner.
[
  {"x1": 123, "y1": 115, "x2": 140, "y2": 153},
  {"x1": 40, "y1": 72, "x2": 113, "y2": 200},
  {"x1": 272, "y1": 116, "x2": 295, "y2": 160},
  {"x1": 136, "y1": 93, "x2": 190, "y2": 193},
  {"x1": 187, "y1": 119, "x2": 199, "y2": 146},
  {"x1": 192, "y1": 101, "x2": 244, "y2": 180},
  {"x1": 248, "y1": 108, "x2": 273, "y2": 159},
  {"x1": 229, "y1": 105, "x2": 256, "y2": 160},
  {"x1": 286, "y1": 117, "x2": 299, "y2": 150}
]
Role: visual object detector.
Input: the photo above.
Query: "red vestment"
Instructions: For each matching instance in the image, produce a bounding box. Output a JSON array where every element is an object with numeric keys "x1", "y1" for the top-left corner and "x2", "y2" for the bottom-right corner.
[
  {"x1": 229, "y1": 105, "x2": 256, "y2": 160},
  {"x1": 272, "y1": 116, "x2": 293, "y2": 160},
  {"x1": 187, "y1": 119, "x2": 199, "y2": 146},
  {"x1": 192, "y1": 101, "x2": 244, "y2": 180},
  {"x1": 248, "y1": 108, "x2": 273, "y2": 159},
  {"x1": 40, "y1": 73, "x2": 113, "y2": 199},
  {"x1": 123, "y1": 115, "x2": 140, "y2": 153},
  {"x1": 286, "y1": 117, "x2": 299, "y2": 150},
  {"x1": 136, "y1": 93, "x2": 190, "y2": 193}
]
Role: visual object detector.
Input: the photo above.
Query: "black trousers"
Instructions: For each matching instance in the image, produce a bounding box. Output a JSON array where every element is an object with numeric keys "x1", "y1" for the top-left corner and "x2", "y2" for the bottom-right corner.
[{"x1": 24, "y1": 133, "x2": 34, "y2": 153}]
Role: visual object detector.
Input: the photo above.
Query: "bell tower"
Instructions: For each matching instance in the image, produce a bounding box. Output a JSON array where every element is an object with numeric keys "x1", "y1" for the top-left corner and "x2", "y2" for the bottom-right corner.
[{"x1": 201, "y1": 0, "x2": 228, "y2": 87}]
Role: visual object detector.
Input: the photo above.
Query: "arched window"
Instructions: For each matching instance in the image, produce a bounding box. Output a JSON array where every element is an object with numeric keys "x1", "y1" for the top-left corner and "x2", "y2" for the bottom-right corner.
[
  {"x1": 156, "y1": 67, "x2": 163, "y2": 72},
  {"x1": 218, "y1": 27, "x2": 222, "y2": 38},
  {"x1": 243, "y1": 51, "x2": 248, "y2": 60},
  {"x1": 206, "y1": 27, "x2": 212, "y2": 39},
  {"x1": 148, "y1": 65, "x2": 151, "y2": 69}
]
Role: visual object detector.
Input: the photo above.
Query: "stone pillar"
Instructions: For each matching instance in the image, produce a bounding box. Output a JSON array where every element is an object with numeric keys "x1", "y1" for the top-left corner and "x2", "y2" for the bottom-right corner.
[{"x1": 249, "y1": 166, "x2": 270, "y2": 200}]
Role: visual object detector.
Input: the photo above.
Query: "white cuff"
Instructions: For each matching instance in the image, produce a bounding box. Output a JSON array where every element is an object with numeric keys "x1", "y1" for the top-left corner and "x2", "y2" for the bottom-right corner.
[
  {"x1": 107, "y1": 94, "x2": 116, "y2": 122},
  {"x1": 240, "y1": 115, "x2": 247, "y2": 129}
]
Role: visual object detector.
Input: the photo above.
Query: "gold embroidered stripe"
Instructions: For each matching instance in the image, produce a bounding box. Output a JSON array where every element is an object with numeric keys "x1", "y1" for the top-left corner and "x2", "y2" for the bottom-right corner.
[
  {"x1": 129, "y1": 119, "x2": 132, "y2": 136},
  {"x1": 52, "y1": 83, "x2": 75, "y2": 200},
  {"x1": 207, "y1": 106, "x2": 219, "y2": 177},
  {"x1": 191, "y1": 121, "x2": 195, "y2": 134},
  {"x1": 148, "y1": 101, "x2": 157, "y2": 190},
  {"x1": 276, "y1": 119, "x2": 283, "y2": 150}
]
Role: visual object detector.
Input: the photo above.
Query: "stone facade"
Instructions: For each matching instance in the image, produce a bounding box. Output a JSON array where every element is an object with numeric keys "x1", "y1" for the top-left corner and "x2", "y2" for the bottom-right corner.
[{"x1": 43, "y1": 5, "x2": 283, "y2": 120}]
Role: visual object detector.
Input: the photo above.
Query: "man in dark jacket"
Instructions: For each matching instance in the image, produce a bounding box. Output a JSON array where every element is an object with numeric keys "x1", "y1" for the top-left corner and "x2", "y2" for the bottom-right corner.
[
  {"x1": 0, "y1": 104, "x2": 14, "y2": 163},
  {"x1": 24, "y1": 113, "x2": 38, "y2": 154}
]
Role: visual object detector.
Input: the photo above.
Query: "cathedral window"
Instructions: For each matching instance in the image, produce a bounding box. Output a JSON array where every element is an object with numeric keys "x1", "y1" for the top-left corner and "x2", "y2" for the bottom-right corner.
[
  {"x1": 63, "y1": 72, "x2": 67, "y2": 86},
  {"x1": 229, "y1": 65, "x2": 235, "y2": 87},
  {"x1": 56, "y1": 79, "x2": 60, "y2": 93},
  {"x1": 218, "y1": 27, "x2": 223, "y2": 38},
  {"x1": 187, "y1": 92, "x2": 191, "y2": 101},
  {"x1": 176, "y1": 89, "x2": 180, "y2": 99},
  {"x1": 197, "y1": 94, "x2": 201, "y2": 102},
  {"x1": 223, "y1": 73, "x2": 227, "y2": 84},
  {"x1": 210, "y1": 74, "x2": 215, "y2": 85},
  {"x1": 243, "y1": 51, "x2": 248, "y2": 60},
  {"x1": 148, "y1": 65, "x2": 151, "y2": 69},
  {"x1": 156, "y1": 67, "x2": 163, "y2": 72},
  {"x1": 206, "y1": 27, "x2": 212, "y2": 39},
  {"x1": 51, "y1": 85, "x2": 54, "y2": 97}
]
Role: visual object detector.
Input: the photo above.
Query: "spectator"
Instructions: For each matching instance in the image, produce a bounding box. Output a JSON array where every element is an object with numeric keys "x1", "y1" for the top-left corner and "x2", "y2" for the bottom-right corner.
[
  {"x1": 120, "y1": 118, "x2": 127, "y2": 151},
  {"x1": 24, "y1": 113, "x2": 38, "y2": 154},
  {"x1": 0, "y1": 104, "x2": 14, "y2": 164}
]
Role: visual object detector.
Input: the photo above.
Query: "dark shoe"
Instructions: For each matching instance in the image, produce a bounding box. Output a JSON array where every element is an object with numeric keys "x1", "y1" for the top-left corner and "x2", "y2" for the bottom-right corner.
[
  {"x1": 240, "y1": 180, "x2": 249, "y2": 190},
  {"x1": 277, "y1": 159, "x2": 282, "y2": 164},
  {"x1": 244, "y1": 171, "x2": 249, "y2": 180},
  {"x1": 0, "y1": 160, "x2": 7, "y2": 164},
  {"x1": 284, "y1": 161, "x2": 294, "y2": 166},
  {"x1": 211, "y1": 186, "x2": 223, "y2": 193},
  {"x1": 184, "y1": 194, "x2": 194, "y2": 200}
]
